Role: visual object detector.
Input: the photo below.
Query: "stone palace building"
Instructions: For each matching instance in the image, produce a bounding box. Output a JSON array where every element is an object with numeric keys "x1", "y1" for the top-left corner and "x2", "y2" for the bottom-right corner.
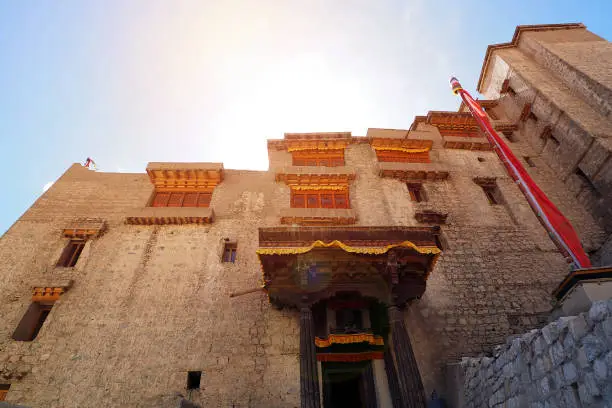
[{"x1": 0, "y1": 23, "x2": 610, "y2": 407}]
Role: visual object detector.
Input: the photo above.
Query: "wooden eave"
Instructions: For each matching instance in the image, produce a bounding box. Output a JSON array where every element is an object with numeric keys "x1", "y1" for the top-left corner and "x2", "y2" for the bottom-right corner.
[
  {"x1": 443, "y1": 139, "x2": 493, "y2": 151},
  {"x1": 275, "y1": 172, "x2": 355, "y2": 187},
  {"x1": 280, "y1": 215, "x2": 357, "y2": 226},
  {"x1": 370, "y1": 138, "x2": 433, "y2": 151},
  {"x1": 257, "y1": 226, "x2": 442, "y2": 307},
  {"x1": 126, "y1": 215, "x2": 213, "y2": 225},
  {"x1": 258, "y1": 226, "x2": 440, "y2": 248},
  {"x1": 415, "y1": 210, "x2": 448, "y2": 224},
  {"x1": 146, "y1": 163, "x2": 224, "y2": 191},
  {"x1": 379, "y1": 168, "x2": 449, "y2": 182}
]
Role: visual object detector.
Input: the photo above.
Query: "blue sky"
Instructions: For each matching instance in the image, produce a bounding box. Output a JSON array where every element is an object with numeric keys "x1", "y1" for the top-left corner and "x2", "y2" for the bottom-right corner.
[{"x1": 1, "y1": 0, "x2": 611, "y2": 235}]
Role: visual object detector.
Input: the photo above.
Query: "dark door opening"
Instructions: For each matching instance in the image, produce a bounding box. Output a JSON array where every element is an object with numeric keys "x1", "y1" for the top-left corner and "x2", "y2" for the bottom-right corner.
[{"x1": 323, "y1": 362, "x2": 374, "y2": 408}]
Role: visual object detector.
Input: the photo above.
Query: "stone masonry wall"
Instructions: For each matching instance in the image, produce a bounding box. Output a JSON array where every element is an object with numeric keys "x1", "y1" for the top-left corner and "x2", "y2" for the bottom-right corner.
[
  {"x1": 0, "y1": 125, "x2": 603, "y2": 406},
  {"x1": 461, "y1": 300, "x2": 612, "y2": 408}
]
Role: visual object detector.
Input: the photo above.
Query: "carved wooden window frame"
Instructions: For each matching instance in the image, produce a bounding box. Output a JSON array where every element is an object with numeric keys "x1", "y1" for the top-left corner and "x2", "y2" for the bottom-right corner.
[
  {"x1": 290, "y1": 190, "x2": 350, "y2": 209},
  {"x1": 150, "y1": 191, "x2": 212, "y2": 208}
]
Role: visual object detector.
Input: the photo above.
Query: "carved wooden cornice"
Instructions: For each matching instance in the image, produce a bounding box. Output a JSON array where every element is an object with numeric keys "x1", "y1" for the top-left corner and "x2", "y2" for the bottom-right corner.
[
  {"x1": 275, "y1": 172, "x2": 355, "y2": 188},
  {"x1": 415, "y1": 210, "x2": 448, "y2": 225},
  {"x1": 32, "y1": 287, "x2": 66, "y2": 302},
  {"x1": 62, "y1": 219, "x2": 106, "y2": 239},
  {"x1": 146, "y1": 162, "x2": 224, "y2": 191},
  {"x1": 370, "y1": 138, "x2": 433, "y2": 153}
]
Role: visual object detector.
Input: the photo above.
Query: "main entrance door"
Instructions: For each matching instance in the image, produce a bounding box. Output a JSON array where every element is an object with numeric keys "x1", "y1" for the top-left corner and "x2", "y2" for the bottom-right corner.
[{"x1": 322, "y1": 362, "x2": 376, "y2": 408}]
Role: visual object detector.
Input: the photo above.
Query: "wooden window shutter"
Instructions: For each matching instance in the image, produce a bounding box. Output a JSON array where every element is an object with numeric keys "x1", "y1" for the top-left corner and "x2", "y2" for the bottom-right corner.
[
  {"x1": 183, "y1": 193, "x2": 198, "y2": 207},
  {"x1": 197, "y1": 192, "x2": 212, "y2": 207},
  {"x1": 167, "y1": 192, "x2": 184, "y2": 207},
  {"x1": 152, "y1": 192, "x2": 170, "y2": 207}
]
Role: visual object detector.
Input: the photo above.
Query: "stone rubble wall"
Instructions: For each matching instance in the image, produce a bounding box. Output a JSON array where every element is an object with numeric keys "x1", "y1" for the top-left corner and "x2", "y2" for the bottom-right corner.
[{"x1": 461, "y1": 300, "x2": 612, "y2": 408}]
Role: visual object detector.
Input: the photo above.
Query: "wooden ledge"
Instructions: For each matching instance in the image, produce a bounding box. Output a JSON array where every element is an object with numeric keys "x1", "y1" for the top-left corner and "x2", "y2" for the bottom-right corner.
[
  {"x1": 553, "y1": 266, "x2": 612, "y2": 301},
  {"x1": 279, "y1": 208, "x2": 357, "y2": 226},
  {"x1": 126, "y1": 207, "x2": 214, "y2": 225},
  {"x1": 443, "y1": 136, "x2": 492, "y2": 151},
  {"x1": 378, "y1": 162, "x2": 449, "y2": 182},
  {"x1": 415, "y1": 210, "x2": 448, "y2": 224}
]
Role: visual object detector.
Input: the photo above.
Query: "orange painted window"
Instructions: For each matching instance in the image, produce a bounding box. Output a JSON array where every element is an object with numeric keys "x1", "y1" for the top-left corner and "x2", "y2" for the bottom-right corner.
[
  {"x1": 292, "y1": 150, "x2": 345, "y2": 166},
  {"x1": 375, "y1": 150, "x2": 430, "y2": 163},
  {"x1": 150, "y1": 192, "x2": 212, "y2": 208},
  {"x1": 291, "y1": 190, "x2": 350, "y2": 209},
  {"x1": 0, "y1": 384, "x2": 9, "y2": 401}
]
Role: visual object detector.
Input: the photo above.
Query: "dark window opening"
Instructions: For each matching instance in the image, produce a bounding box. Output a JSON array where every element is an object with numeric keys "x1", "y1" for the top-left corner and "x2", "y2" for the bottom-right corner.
[
  {"x1": 524, "y1": 156, "x2": 536, "y2": 168},
  {"x1": 528, "y1": 111, "x2": 538, "y2": 122},
  {"x1": 187, "y1": 371, "x2": 202, "y2": 390},
  {"x1": 549, "y1": 134, "x2": 560, "y2": 146},
  {"x1": 504, "y1": 132, "x2": 517, "y2": 142},
  {"x1": 56, "y1": 240, "x2": 85, "y2": 267},
  {"x1": 482, "y1": 185, "x2": 500, "y2": 205},
  {"x1": 335, "y1": 309, "x2": 363, "y2": 332},
  {"x1": 575, "y1": 168, "x2": 602, "y2": 198},
  {"x1": 477, "y1": 157, "x2": 486, "y2": 162},
  {"x1": 500, "y1": 79, "x2": 510, "y2": 94},
  {"x1": 0, "y1": 384, "x2": 10, "y2": 401},
  {"x1": 12, "y1": 303, "x2": 53, "y2": 341},
  {"x1": 407, "y1": 183, "x2": 426, "y2": 203},
  {"x1": 222, "y1": 242, "x2": 237, "y2": 263}
]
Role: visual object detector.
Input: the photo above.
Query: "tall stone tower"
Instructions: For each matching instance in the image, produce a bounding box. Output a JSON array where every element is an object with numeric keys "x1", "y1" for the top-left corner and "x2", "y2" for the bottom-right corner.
[{"x1": 477, "y1": 23, "x2": 612, "y2": 265}]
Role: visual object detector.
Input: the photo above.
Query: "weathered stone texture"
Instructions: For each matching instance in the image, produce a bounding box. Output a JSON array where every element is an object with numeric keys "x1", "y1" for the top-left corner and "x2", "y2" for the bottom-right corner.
[
  {"x1": 460, "y1": 300, "x2": 612, "y2": 408},
  {"x1": 1, "y1": 24, "x2": 610, "y2": 407},
  {"x1": 480, "y1": 25, "x2": 612, "y2": 263}
]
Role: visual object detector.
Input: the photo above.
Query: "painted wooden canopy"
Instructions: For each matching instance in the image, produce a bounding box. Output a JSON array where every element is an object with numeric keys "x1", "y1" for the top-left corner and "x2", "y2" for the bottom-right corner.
[
  {"x1": 257, "y1": 226, "x2": 442, "y2": 308},
  {"x1": 146, "y1": 162, "x2": 224, "y2": 191}
]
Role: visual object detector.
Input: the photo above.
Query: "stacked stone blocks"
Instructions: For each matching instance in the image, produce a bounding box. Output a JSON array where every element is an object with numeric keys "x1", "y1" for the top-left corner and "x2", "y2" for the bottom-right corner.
[{"x1": 462, "y1": 300, "x2": 612, "y2": 407}]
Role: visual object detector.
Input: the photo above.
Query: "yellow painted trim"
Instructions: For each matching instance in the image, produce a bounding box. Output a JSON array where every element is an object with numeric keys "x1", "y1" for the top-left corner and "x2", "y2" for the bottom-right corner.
[
  {"x1": 315, "y1": 333, "x2": 384, "y2": 348},
  {"x1": 256, "y1": 240, "x2": 441, "y2": 256}
]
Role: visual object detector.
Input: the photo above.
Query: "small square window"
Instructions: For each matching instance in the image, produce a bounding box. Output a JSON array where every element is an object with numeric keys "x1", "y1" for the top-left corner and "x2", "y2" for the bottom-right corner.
[
  {"x1": 187, "y1": 371, "x2": 202, "y2": 390},
  {"x1": 12, "y1": 303, "x2": 53, "y2": 341},
  {"x1": 481, "y1": 185, "x2": 500, "y2": 205},
  {"x1": 524, "y1": 156, "x2": 536, "y2": 168},
  {"x1": 56, "y1": 240, "x2": 85, "y2": 268},
  {"x1": 222, "y1": 242, "x2": 237, "y2": 263},
  {"x1": 407, "y1": 184, "x2": 425, "y2": 203},
  {"x1": 0, "y1": 384, "x2": 10, "y2": 401}
]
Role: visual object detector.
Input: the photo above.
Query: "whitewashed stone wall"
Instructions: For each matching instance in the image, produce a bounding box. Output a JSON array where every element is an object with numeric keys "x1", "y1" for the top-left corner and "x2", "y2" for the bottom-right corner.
[{"x1": 461, "y1": 300, "x2": 612, "y2": 408}]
